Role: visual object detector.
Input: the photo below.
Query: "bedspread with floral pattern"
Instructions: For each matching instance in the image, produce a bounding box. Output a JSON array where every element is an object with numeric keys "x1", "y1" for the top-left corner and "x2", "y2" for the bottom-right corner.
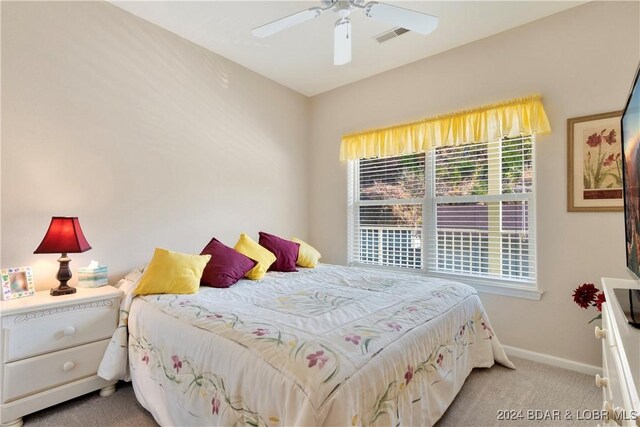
[{"x1": 99, "y1": 264, "x2": 513, "y2": 426}]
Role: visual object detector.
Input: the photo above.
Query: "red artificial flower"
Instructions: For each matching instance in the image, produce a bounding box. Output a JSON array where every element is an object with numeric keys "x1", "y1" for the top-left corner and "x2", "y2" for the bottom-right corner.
[
  {"x1": 572, "y1": 283, "x2": 600, "y2": 309},
  {"x1": 603, "y1": 129, "x2": 617, "y2": 145},
  {"x1": 586, "y1": 132, "x2": 602, "y2": 147},
  {"x1": 593, "y1": 292, "x2": 606, "y2": 312}
]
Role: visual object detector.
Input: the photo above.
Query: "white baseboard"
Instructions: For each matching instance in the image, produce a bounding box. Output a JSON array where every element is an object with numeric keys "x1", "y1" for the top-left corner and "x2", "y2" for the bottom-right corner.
[{"x1": 502, "y1": 345, "x2": 600, "y2": 376}]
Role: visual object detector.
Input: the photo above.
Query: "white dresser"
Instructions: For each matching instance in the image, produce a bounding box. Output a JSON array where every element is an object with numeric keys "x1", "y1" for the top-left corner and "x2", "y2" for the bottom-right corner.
[
  {"x1": 598, "y1": 277, "x2": 640, "y2": 426},
  {"x1": 0, "y1": 286, "x2": 123, "y2": 427}
]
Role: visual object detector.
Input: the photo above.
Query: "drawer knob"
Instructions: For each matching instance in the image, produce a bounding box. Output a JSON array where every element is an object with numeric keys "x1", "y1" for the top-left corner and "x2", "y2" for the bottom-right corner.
[
  {"x1": 603, "y1": 401, "x2": 623, "y2": 425},
  {"x1": 595, "y1": 326, "x2": 607, "y2": 339},
  {"x1": 63, "y1": 362, "x2": 75, "y2": 372},
  {"x1": 595, "y1": 374, "x2": 609, "y2": 388},
  {"x1": 63, "y1": 326, "x2": 76, "y2": 336}
]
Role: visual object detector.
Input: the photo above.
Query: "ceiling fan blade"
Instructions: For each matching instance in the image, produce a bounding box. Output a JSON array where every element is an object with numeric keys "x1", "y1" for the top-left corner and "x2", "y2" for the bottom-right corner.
[
  {"x1": 252, "y1": 7, "x2": 324, "y2": 38},
  {"x1": 363, "y1": 2, "x2": 438, "y2": 35},
  {"x1": 334, "y1": 18, "x2": 352, "y2": 66}
]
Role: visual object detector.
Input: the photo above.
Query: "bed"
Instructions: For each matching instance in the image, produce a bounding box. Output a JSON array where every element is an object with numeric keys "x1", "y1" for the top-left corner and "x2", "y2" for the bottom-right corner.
[{"x1": 98, "y1": 264, "x2": 513, "y2": 426}]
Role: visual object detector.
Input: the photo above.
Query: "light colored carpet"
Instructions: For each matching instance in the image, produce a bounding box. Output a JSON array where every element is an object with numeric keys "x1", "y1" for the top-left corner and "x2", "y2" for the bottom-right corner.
[
  {"x1": 436, "y1": 357, "x2": 601, "y2": 427},
  {"x1": 23, "y1": 357, "x2": 600, "y2": 426}
]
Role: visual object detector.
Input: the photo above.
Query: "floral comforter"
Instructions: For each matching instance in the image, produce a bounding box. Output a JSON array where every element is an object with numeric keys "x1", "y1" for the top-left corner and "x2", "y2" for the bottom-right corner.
[{"x1": 99, "y1": 264, "x2": 513, "y2": 426}]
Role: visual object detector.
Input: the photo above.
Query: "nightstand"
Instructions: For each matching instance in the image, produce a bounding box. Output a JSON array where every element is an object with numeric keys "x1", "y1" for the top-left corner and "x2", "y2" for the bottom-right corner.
[{"x1": 0, "y1": 286, "x2": 123, "y2": 427}]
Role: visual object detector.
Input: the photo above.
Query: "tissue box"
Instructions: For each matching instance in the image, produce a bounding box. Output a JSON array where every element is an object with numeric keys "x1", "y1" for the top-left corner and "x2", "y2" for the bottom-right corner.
[{"x1": 77, "y1": 265, "x2": 108, "y2": 288}]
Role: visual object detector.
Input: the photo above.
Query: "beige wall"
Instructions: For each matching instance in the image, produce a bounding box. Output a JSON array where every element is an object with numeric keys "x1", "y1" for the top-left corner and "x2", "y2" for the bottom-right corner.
[
  {"x1": 1, "y1": 1, "x2": 310, "y2": 287},
  {"x1": 308, "y1": 1, "x2": 640, "y2": 366}
]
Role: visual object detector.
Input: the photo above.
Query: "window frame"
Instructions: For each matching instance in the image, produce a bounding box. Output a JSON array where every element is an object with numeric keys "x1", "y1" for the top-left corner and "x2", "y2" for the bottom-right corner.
[{"x1": 347, "y1": 137, "x2": 542, "y2": 301}]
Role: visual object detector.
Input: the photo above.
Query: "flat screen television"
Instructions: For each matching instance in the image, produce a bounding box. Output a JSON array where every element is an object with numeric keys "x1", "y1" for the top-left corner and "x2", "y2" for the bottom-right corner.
[{"x1": 622, "y1": 62, "x2": 640, "y2": 279}]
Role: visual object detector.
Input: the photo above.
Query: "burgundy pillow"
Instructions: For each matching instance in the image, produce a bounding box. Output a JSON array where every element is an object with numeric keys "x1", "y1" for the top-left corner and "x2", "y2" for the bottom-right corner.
[
  {"x1": 258, "y1": 232, "x2": 300, "y2": 272},
  {"x1": 200, "y1": 237, "x2": 256, "y2": 288}
]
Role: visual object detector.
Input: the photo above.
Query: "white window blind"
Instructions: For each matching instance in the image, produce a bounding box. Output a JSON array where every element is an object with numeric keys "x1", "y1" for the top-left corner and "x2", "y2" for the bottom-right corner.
[
  {"x1": 348, "y1": 136, "x2": 536, "y2": 285},
  {"x1": 349, "y1": 153, "x2": 425, "y2": 269}
]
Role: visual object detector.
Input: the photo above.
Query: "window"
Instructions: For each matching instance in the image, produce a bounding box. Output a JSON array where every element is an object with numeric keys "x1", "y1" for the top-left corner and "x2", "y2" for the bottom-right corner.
[
  {"x1": 348, "y1": 136, "x2": 537, "y2": 292},
  {"x1": 350, "y1": 153, "x2": 425, "y2": 269}
]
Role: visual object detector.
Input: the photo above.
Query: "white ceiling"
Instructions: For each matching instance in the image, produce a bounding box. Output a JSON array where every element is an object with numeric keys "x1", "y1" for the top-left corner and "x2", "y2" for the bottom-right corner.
[{"x1": 112, "y1": 1, "x2": 584, "y2": 96}]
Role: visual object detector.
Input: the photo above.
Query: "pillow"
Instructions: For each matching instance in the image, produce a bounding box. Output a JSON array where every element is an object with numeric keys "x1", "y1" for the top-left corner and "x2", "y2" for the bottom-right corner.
[
  {"x1": 291, "y1": 237, "x2": 322, "y2": 268},
  {"x1": 200, "y1": 237, "x2": 256, "y2": 288},
  {"x1": 258, "y1": 232, "x2": 300, "y2": 272},
  {"x1": 134, "y1": 248, "x2": 210, "y2": 296},
  {"x1": 234, "y1": 234, "x2": 276, "y2": 280}
]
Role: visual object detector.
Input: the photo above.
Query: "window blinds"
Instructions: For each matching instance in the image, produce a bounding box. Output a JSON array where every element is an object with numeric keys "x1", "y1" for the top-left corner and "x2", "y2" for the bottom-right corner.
[
  {"x1": 352, "y1": 153, "x2": 425, "y2": 269},
  {"x1": 348, "y1": 136, "x2": 535, "y2": 284}
]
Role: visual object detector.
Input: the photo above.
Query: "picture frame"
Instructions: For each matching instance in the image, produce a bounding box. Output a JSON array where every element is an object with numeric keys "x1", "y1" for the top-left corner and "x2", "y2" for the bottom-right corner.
[
  {"x1": 1, "y1": 267, "x2": 35, "y2": 301},
  {"x1": 568, "y1": 111, "x2": 624, "y2": 212}
]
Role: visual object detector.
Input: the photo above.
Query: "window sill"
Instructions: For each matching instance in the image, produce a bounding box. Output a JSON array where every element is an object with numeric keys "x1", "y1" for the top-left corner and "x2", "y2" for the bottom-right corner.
[
  {"x1": 426, "y1": 272, "x2": 542, "y2": 300},
  {"x1": 349, "y1": 263, "x2": 543, "y2": 301}
]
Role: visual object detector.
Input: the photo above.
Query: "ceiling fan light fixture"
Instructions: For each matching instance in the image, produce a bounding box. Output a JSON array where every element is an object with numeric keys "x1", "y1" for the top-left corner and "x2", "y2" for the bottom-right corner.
[
  {"x1": 252, "y1": 0, "x2": 438, "y2": 64},
  {"x1": 334, "y1": 17, "x2": 352, "y2": 66}
]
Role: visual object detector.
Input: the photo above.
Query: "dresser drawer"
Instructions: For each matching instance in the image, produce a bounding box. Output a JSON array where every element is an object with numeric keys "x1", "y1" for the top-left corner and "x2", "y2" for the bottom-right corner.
[
  {"x1": 603, "y1": 337, "x2": 613, "y2": 402},
  {"x1": 3, "y1": 339, "x2": 110, "y2": 403},
  {"x1": 602, "y1": 304, "x2": 617, "y2": 348},
  {"x1": 3, "y1": 303, "x2": 117, "y2": 362}
]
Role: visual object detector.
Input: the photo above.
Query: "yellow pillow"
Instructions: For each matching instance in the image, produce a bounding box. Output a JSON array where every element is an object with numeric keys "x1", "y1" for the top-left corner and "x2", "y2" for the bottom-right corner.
[
  {"x1": 291, "y1": 237, "x2": 322, "y2": 268},
  {"x1": 234, "y1": 233, "x2": 276, "y2": 280},
  {"x1": 134, "y1": 248, "x2": 211, "y2": 295}
]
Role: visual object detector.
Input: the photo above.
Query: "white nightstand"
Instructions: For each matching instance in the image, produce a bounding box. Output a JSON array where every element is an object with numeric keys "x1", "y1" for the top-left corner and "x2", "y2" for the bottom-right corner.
[{"x1": 0, "y1": 286, "x2": 123, "y2": 427}]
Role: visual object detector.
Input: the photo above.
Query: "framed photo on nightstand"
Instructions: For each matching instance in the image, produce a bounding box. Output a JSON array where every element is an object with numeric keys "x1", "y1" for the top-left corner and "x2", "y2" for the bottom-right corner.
[{"x1": 1, "y1": 266, "x2": 35, "y2": 300}]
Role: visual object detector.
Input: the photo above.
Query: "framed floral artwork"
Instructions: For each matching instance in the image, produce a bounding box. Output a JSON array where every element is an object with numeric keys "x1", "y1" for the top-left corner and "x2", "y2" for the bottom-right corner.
[
  {"x1": 1, "y1": 266, "x2": 35, "y2": 300},
  {"x1": 568, "y1": 111, "x2": 624, "y2": 212}
]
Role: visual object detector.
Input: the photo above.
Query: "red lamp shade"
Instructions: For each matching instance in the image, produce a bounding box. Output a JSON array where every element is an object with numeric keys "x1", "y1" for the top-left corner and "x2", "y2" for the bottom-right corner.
[{"x1": 34, "y1": 217, "x2": 92, "y2": 254}]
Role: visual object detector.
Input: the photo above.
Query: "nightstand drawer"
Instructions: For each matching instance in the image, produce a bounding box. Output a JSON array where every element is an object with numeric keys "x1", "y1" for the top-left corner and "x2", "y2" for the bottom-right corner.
[
  {"x1": 3, "y1": 304, "x2": 117, "y2": 362},
  {"x1": 3, "y1": 339, "x2": 110, "y2": 403}
]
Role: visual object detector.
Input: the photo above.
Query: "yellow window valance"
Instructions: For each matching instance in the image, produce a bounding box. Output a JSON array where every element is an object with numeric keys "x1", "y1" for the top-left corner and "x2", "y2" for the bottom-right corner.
[{"x1": 340, "y1": 95, "x2": 551, "y2": 161}]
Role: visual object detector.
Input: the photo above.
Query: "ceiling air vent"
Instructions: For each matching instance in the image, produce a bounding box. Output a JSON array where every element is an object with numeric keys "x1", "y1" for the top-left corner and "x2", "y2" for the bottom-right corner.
[{"x1": 374, "y1": 27, "x2": 410, "y2": 43}]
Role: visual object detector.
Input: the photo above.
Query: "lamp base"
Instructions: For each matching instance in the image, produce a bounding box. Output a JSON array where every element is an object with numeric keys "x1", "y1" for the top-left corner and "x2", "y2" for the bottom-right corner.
[
  {"x1": 50, "y1": 284, "x2": 77, "y2": 296},
  {"x1": 50, "y1": 253, "x2": 77, "y2": 296}
]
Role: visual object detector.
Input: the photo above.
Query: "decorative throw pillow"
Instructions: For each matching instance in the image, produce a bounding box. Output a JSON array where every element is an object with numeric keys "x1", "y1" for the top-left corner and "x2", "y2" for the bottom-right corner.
[
  {"x1": 200, "y1": 237, "x2": 256, "y2": 288},
  {"x1": 291, "y1": 237, "x2": 322, "y2": 268},
  {"x1": 234, "y1": 233, "x2": 276, "y2": 280},
  {"x1": 258, "y1": 232, "x2": 300, "y2": 272},
  {"x1": 134, "y1": 248, "x2": 210, "y2": 295}
]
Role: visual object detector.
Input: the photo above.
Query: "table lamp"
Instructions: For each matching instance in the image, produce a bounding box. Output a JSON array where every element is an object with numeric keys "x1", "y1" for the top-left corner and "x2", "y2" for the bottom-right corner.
[{"x1": 34, "y1": 217, "x2": 92, "y2": 296}]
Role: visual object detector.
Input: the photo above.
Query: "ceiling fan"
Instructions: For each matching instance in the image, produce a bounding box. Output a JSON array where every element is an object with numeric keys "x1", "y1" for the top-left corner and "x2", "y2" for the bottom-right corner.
[{"x1": 252, "y1": 0, "x2": 439, "y2": 66}]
